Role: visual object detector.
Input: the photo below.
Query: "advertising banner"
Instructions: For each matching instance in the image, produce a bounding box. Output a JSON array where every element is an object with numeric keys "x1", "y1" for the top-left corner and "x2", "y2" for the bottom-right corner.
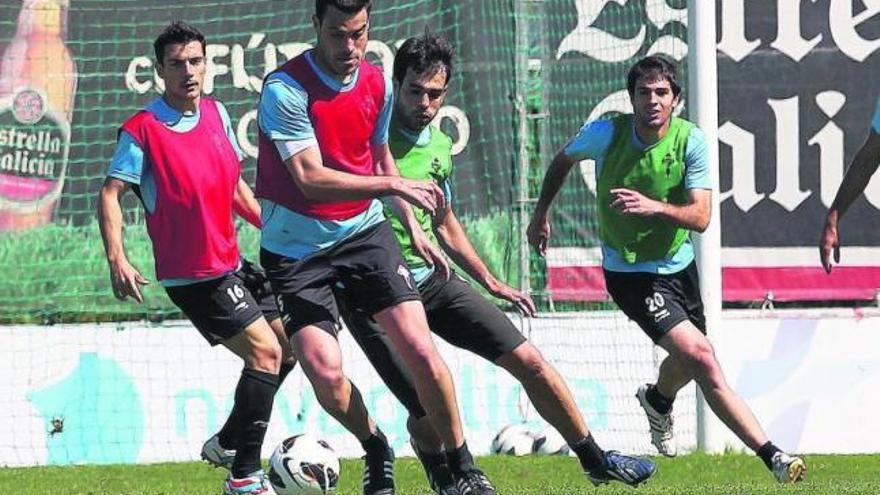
[
  {"x1": 542, "y1": 0, "x2": 880, "y2": 302},
  {"x1": 0, "y1": 315, "x2": 695, "y2": 466}
]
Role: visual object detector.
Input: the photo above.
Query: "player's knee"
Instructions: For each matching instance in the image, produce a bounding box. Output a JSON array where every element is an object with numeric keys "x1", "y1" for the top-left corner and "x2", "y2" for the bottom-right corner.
[
  {"x1": 408, "y1": 352, "x2": 447, "y2": 384},
  {"x1": 311, "y1": 366, "x2": 348, "y2": 397},
  {"x1": 399, "y1": 340, "x2": 443, "y2": 375},
  {"x1": 502, "y1": 344, "x2": 548, "y2": 383},
  {"x1": 249, "y1": 338, "x2": 282, "y2": 373},
  {"x1": 683, "y1": 342, "x2": 718, "y2": 378}
]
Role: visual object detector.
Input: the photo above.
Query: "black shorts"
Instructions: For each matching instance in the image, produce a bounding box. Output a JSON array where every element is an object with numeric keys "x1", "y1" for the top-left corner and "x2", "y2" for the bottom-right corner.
[
  {"x1": 421, "y1": 271, "x2": 526, "y2": 361},
  {"x1": 261, "y1": 221, "x2": 421, "y2": 337},
  {"x1": 604, "y1": 261, "x2": 706, "y2": 343},
  {"x1": 340, "y1": 270, "x2": 527, "y2": 418},
  {"x1": 165, "y1": 259, "x2": 280, "y2": 346}
]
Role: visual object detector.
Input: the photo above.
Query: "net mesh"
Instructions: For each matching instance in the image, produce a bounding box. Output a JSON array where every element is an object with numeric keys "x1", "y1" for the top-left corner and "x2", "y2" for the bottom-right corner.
[{"x1": 0, "y1": 0, "x2": 697, "y2": 466}]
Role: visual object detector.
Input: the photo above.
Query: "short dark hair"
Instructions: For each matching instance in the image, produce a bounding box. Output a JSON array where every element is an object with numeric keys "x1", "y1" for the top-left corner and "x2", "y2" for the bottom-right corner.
[
  {"x1": 626, "y1": 55, "x2": 682, "y2": 97},
  {"x1": 393, "y1": 33, "x2": 454, "y2": 86},
  {"x1": 315, "y1": 0, "x2": 372, "y2": 23},
  {"x1": 154, "y1": 21, "x2": 205, "y2": 65}
]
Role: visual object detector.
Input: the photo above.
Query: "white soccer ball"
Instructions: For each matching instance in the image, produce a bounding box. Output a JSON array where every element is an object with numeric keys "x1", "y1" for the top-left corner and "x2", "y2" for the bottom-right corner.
[
  {"x1": 531, "y1": 427, "x2": 571, "y2": 456},
  {"x1": 490, "y1": 424, "x2": 535, "y2": 456},
  {"x1": 267, "y1": 433, "x2": 340, "y2": 495}
]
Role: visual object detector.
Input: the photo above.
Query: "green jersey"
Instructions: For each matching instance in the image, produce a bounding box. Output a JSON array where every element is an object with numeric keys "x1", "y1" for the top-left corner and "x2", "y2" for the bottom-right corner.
[
  {"x1": 596, "y1": 114, "x2": 693, "y2": 263},
  {"x1": 386, "y1": 125, "x2": 454, "y2": 270}
]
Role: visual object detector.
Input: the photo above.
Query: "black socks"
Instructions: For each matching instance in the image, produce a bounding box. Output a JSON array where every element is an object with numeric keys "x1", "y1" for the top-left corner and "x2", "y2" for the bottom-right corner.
[
  {"x1": 220, "y1": 368, "x2": 279, "y2": 478},
  {"x1": 445, "y1": 442, "x2": 476, "y2": 474},
  {"x1": 757, "y1": 441, "x2": 782, "y2": 470},
  {"x1": 361, "y1": 428, "x2": 391, "y2": 456},
  {"x1": 570, "y1": 434, "x2": 606, "y2": 472},
  {"x1": 646, "y1": 384, "x2": 674, "y2": 414},
  {"x1": 278, "y1": 361, "x2": 295, "y2": 385}
]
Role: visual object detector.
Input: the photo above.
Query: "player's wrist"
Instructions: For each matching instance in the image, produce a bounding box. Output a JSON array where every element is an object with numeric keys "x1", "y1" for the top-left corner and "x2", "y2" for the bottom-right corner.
[
  {"x1": 825, "y1": 209, "x2": 840, "y2": 226},
  {"x1": 106, "y1": 250, "x2": 127, "y2": 267},
  {"x1": 531, "y1": 205, "x2": 550, "y2": 222},
  {"x1": 386, "y1": 177, "x2": 408, "y2": 197},
  {"x1": 483, "y1": 276, "x2": 502, "y2": 293}
]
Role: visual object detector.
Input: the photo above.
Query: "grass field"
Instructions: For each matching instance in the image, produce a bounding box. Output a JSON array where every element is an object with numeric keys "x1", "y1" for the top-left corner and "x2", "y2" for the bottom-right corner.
[{"x1": 2, "y1": 453, "x2": 878, "y2": 495}]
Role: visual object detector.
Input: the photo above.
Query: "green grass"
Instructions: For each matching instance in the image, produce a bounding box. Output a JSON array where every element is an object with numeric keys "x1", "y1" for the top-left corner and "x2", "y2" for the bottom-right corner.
[{"x1": 1, "y1": 453, "x2": 877, "y2": 495}]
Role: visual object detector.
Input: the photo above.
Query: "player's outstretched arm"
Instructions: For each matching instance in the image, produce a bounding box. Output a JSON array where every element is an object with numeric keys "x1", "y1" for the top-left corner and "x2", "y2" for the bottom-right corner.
[
  {"x1": 610, "y1": 187, "x2": 711, "y2": 232},
  {"x1": 528, "y1": 150, "x2": 578, "y2": 257},
  {"x1": 435, "y1": 207, "x2": 536, "y2": 316},
  {"x1": 233, "y1": 176, "x2": 262, "y2": 228},
  {"x1": 820, "y1": 131, "x2": 880, "y2": 273},
  {"x1": 284, "y1": 145, "x2": 444, "y2": 214},
  {"x1": 97, "y1": 177, "x2": 149, "y2": 303}
]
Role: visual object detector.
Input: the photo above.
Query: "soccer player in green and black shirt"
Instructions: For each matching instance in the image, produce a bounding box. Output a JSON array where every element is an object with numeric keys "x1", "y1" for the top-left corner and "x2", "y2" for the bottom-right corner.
[
  {"x1": 528, "y1": 55, "x2": 806, "y2": 484},
  {"x1": 338, "y1": 34, "x2": 656, "y2": 493}
]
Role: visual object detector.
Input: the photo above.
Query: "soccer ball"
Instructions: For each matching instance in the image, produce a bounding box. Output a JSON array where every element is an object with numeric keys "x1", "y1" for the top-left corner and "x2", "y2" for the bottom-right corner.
[
  {"x1": 267, "y1": 434, "x2": 340, "y2": 495},
  {"x1": 531, "y1": 427, "x2": 571, "y2": 456},
  {"x1": 490, "y1": 424, "x2": 535, "y2": 456}
]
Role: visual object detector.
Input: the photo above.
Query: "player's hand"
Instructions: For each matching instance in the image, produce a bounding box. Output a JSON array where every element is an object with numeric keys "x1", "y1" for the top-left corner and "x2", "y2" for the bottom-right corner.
[
  {"x1": 489, "y1": 282, "x2": 537, "y2": 317},
  {"x1": 610, "y1": 188, "x2": 661, "y2": 217},
  {"x1": 392, "y1": 178, "x2": 446, "y2": 215},
  {"x1": 527, "y1": 212, "x2": 551, "y2": 257},
  {"x1": 411, "y1": 228, "x2": 450, "y2": 280},
  {"x1": 109, "y1": 259, "x2": 150, "y2": 303},
  {"x1": 819, "y1": 214, "x2": 841, "y2": 274}
]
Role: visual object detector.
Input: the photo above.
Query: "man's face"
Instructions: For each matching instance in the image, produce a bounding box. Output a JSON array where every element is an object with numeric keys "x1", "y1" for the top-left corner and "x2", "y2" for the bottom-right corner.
[
  {"x1": 156, "y1": 41, "x2": 205, "y2": 108},
  {"x1": 394, "y1": 66, "x2": 448, "y2": 133},
  {"x1": 313, "y1": 6, "x2": 369, "y2": 78},
  {"x1": 631, "y1": 75, "x2": 679, "y2": 130}
]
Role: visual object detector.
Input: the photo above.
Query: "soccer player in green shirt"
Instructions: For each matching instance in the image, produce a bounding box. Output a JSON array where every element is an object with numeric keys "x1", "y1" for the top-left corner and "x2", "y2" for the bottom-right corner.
[
  {"x1": 527, "y1": 55, "x2": 806, "y2": 484},
  {"x1": 339, "y1": 33, "x2": 656, "y2": 493}
]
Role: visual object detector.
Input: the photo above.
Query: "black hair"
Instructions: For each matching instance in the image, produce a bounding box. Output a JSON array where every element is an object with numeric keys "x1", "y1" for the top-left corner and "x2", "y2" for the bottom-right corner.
[
  {"x1": 315, "y1": 0, "x2": 372, "y2": 23},
  {"x1": 626, "y1": 55, "x2": 682, "y2": 97},
  {"x1": 153, "y1": 21, "x2": 205, "y2": 64},
  {"x1": 392, "y1": 32, "x2": 454, "y2": 86}
]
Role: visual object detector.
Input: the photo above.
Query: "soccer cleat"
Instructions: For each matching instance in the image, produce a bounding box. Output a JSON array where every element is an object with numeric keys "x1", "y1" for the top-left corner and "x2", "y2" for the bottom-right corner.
[
  {"x1": 202, "y1": 433, "x2": 235, "y2": 470},
  {"x1": 587, "y1": 450, "x2": 657, "y2": 487},
  {"x1": 222, "y1": 471, "x2": 274, "y2": 495},
  {"x1": 636, "y1": 384, "x2": 677, "y2": 457},
  {"x1": 771, "y1": 452, "x2": 806, "y2": 484},
  {"x1": 410, "y1": 439, "x2": 460, "y2": 495},
  {"x1": 362, "y1": 444, "x2": 396, "y2": 495},
  {"x1": 453, "y1": 468, "x2": 497, "y2": 495}
]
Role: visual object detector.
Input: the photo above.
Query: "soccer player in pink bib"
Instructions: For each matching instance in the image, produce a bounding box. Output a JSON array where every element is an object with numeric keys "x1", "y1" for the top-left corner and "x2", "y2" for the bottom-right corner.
[
  {"x1": 98, "y1": 22, "x2": 293, "y2": 495},
  {"x1": 255, "y1": 1, "x2": 495, "y2": 494}
]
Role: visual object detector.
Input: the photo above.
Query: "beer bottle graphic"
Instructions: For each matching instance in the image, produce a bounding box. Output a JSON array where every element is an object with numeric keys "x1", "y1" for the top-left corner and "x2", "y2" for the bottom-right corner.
[{"x1": 0, "y1": 0, "x2": 77, "y2": 231}]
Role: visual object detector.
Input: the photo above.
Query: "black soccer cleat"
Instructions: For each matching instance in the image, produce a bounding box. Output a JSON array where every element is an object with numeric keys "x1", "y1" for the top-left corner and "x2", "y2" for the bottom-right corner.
[
  {"x1": 453, "y1": 468, "x2": 496, "y2": 495},
  {"x1": 362, "y1": 443, "x2": 396, "y2": 495}
]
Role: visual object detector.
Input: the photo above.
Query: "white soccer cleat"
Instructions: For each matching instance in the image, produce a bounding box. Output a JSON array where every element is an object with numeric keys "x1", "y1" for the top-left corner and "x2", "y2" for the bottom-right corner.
[
  {"x1": 223, "y1": 471, "x2": 275, "y2": 495},
  {"x1": 771, "y1": 452, "x2": 806, "y2": 484},
  {"x1": 636, "y1": 384, "x2": 677, "y2": 457},
  {"x1": 202, "y1": 433, "x2": 236, "y2": 470}
]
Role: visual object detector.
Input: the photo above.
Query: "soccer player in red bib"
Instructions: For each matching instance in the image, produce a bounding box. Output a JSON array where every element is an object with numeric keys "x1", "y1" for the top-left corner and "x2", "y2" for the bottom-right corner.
[
  {"x1": 255, "y1": 1, "x2": 495, "y2": 494},
  {"x1": 98, "y1": 22, "x2": 292, "y2": 495}
]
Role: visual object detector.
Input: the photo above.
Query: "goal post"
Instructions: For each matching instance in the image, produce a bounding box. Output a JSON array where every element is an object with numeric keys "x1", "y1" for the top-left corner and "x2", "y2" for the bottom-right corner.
[{"x1": 687, "y1": 0, "x2": 724, "y2": 454}]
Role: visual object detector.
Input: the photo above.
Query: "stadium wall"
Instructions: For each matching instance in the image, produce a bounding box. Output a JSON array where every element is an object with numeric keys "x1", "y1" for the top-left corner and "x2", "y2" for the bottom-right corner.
[
  {"x1": 2, "y1": 309, "x2": 877, "y2": 467},
  {"x1": 711, "y1": 308, "x2": 880, "y2": 455}
]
